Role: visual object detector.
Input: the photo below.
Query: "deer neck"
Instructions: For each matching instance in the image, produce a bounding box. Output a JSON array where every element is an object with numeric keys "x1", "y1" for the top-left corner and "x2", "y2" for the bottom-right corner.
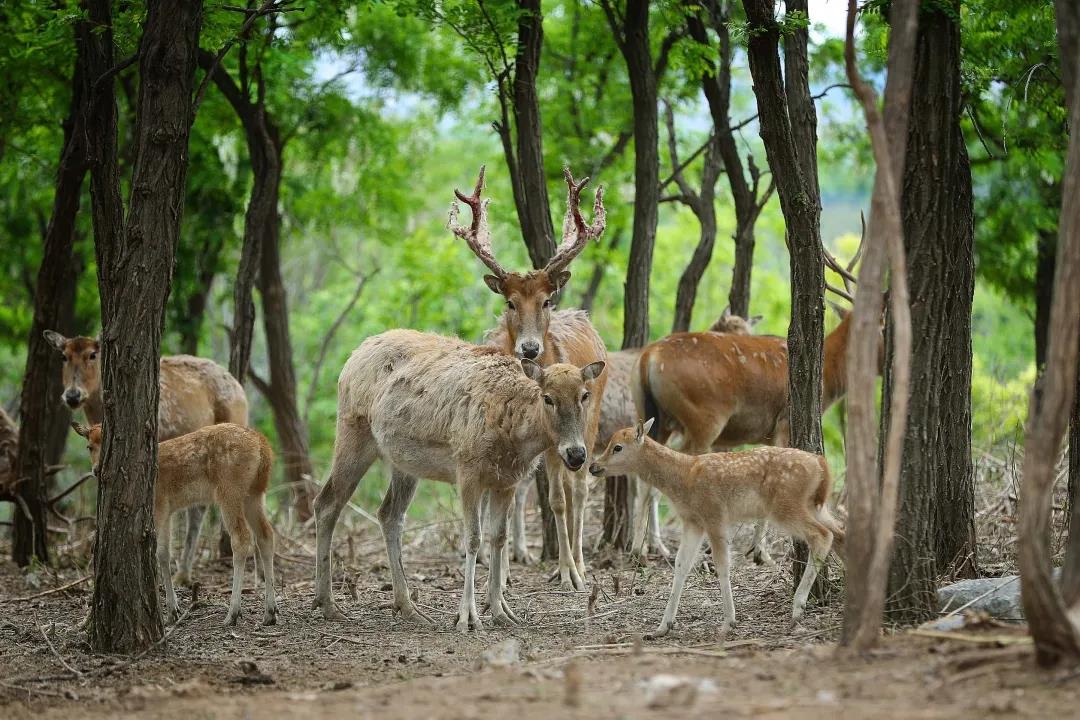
[
  {"x1": 634, "y1": 439, "x2": 696, "y2": 497},
  {"x1": 822, "y1": 321, "x2": 850, "y2": 409},
  {"x1": 516, "y1": 401, "x2": 558, "y2": 465},
  {"x1": 82, "y1": 391, "x2": 105, "y2": 426}
]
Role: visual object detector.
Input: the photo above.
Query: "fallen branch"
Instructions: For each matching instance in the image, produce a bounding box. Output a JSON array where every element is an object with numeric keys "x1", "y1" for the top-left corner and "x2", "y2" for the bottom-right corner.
[{"x1": 0, "y1": 575, "x2": 89, "y2": 604}]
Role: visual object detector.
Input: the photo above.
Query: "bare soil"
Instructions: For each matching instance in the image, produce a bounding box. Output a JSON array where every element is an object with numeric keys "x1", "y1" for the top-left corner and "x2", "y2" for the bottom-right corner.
[{"x1": 1, "y1": 513, "x2": 1078, "y2": 718}]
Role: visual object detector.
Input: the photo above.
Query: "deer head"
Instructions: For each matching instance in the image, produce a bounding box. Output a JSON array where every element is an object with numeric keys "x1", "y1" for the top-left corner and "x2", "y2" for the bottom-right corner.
[
  {"x1": 44, "y1": 331, "x2": 100, "y2": 410},
  {"x1": 72, "y1": 422, "x2": 103, "y2": 474},
  {"x1": 522, "y1": 358, "x2": 606, "y2": 470},
  {"x1": 449, "y1": 166, "x2": 605, "y2": 360},
  {"x1": 589, "y1": 417, "x2": 655, "y2": 477},
  {"x1": 709, "y1": 306, "x2": 762, "y2": 334}
]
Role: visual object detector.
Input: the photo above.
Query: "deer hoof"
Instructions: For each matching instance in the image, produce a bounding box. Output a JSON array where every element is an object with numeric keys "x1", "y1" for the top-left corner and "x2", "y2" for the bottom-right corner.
[{"x1": 644, "y1": 623, "x2": 673, "y2": 640}]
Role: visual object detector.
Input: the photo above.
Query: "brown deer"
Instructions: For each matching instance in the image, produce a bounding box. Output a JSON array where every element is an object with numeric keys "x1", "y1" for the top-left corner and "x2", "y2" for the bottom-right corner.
[
  {"x1": 73, "y1": 422, "x2": 277, "y2": 627},
  {"x1": 590, "y1": 419, "x2": 844, "y2": 638},
  {"x1": 600, "y1": 309, "x2": 760, "y2": 559},
  {"x1": 451, "y1": 166, "x2": 608, "y2": 590},
  {"x1": 44, "y1": 330, "x2": 248, "y2": 584},
  {"x1": 311, "y1": 329, "x2": 605, "y2": 630},
  {"x1": 631, "y1": 308, "x2": 859, "y2": 564}
]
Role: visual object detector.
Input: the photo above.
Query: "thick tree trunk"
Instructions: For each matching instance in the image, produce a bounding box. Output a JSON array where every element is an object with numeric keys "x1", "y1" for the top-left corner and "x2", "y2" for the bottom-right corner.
[
  {"x1": 13, "y1": 30, "x2": 89, "y2": 566},
  {"x1": 884, "y1": 2, "x2": 976, "y2": 624},
  {"x1": 85, "y1": 0, "x2": 203, "y2": 654},
  {"x1": 743, "y1": 0, "x2": 826, "y2": 597},
  {"x1": 616, "y1": 0, "x2": 659, "y2": 350}
]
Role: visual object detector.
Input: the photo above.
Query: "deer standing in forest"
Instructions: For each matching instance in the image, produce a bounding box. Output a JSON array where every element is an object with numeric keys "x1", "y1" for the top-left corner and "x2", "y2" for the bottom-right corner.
[
  {"x1": 600, "y1": 308, "x2": 761, "y2": 558},
  {"x1": 45, "y1": 331, "x2": 248, "y2": 584},
  {"x1": 453, "y1": 166, "x2": 608, "y2": 590},
  {"x1": 590, "y1": 419, "x2": 844, "y2": 637},
  {"x1": 311, "y1": 329, "x2": 605, "y2": 629},
  {"x1": 631, "y1": 308, "x2": 861, "y2": 564},
  {"x1": 73, "y1": 422, "x2": 277, "y2": 627}
]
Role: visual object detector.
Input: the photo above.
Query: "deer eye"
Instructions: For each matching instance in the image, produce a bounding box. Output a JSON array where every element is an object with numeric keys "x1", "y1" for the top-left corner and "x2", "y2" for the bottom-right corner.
[
  {"x1": 542, "y1": 299, "x2": 552, "y2": 309},
  {"x1": 89, "y1": 352, "x2": 97, "y2": 360},
  {"x1": 506, "y1": 301, "x2": 516, "y2": 311},
  {"x1": 613, "y1": 445, "x2": 623, "y2": 453},
  {"x1": 581, "y1": 391, "x2": 590, "y2": 402},
  {"x1": 543, "y1": 395, "x2": 554, "y2": 406}
]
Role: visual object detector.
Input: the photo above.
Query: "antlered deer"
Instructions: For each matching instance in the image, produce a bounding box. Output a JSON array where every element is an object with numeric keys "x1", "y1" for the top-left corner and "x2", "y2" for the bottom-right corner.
[
  {"x1": 631, "y1": 309, "x2": 859, "y2": 563},
  {"x1": 73, "y1": 422, "x2": 277, "y2": 627},
  {"x1": 451, "y1": 166, "x2": 608, "y2": 590},
  {"x1": 600, "y1": 309, "x2": 760, "y2": 558},
  {"x1": 44, "y1": 331, "x2": 248, "y2": 584},
  {"x1": 311, "y1": 329, "x2": 604, "y2": 630},
  {"x1": 590, "y1": 419, "x2": 844, "y2": 637}
]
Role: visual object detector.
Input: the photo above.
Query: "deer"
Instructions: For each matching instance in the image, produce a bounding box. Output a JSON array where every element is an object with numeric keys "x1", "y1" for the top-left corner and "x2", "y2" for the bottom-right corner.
[
  {"x1": 451, "y1": 166, "x2": 608, "y2": 590},
  {"x1": 44, "y1": 331, "x2": 248, "y2": 586},
  {"x1": 590, "y1": 418, "x2": 844, "y2": 638},
  {"x1": 631, "y1": 306, "x2": 862, "y2": 565},
  {"x1": 72, "y1": 422, "x2": 277, "y2": 627},
  {"x1": 600, "y1": 308, "x2": 761, "y2": 559},
  {"x1": 311, "y1": 328, "x2": 605, "y2": 630}
]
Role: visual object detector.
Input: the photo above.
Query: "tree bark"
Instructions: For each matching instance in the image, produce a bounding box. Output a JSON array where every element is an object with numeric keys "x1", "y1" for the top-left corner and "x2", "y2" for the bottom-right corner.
[
  {"x1": 743, "y1": 0, "x2": 825, "y2": 597},
  {"x1": 1035, "y1": 228, "x2": 1056, "y2": 370},
  {"x1": 883, "y1": 1, "x2": 977, "y2": 624},
  {"x1": 85, "y1": 0, "x2": 204, "y2": 654},
  {"x1": 12, "y1": 24, "x2": 89, "y2": 566}
]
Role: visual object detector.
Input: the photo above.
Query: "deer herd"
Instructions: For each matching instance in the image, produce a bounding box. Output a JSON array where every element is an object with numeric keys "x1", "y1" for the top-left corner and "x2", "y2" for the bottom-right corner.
[{"x1": 44, "y1": 166, "x2": 852, "y2": 637}]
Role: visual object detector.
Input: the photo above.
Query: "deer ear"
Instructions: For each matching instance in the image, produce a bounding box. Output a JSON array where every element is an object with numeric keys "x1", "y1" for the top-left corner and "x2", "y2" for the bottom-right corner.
[
  {"x1": 483, "y1": 275, "x2": 504, "y2": 294},
  {"x1": 44, "y1": 330, "x2": 68, "y2": 352},
  {"x1": 520, "y1": 358, "x2": 544, "y2": 384},
  {"x1": 550, "y1": 270, "x2": 571, "y2": 292},
  {"x1": 71, "y1": 422, "x2": 89, "y2": 438},
  {"x1": 581, "y1": 360, "x2": 605, "y2": 381},
  {"x1": 828, "y1": 300, "x2": 850, "y2": 319},
  {"x1": 640, "y1": 417, "x2": 655, "y2": 442},
  {"x1": 749, "y1": 315, "x2": 763, "y2": 327},
  {"x1": 720, "y1": 304, "x2": 731, "y2": 319}
]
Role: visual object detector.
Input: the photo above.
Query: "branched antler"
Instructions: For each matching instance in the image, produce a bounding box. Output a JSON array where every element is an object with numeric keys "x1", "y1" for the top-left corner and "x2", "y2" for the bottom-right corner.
[
  {"x1": 547, "y1": 167, "x2": 606, "y2": 275},
  {"x1": 448, "y1": 165, "x2": 507, "y2": 279}
]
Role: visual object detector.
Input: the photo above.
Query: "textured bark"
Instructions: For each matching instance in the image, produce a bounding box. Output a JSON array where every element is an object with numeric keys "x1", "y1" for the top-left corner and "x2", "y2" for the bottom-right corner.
[
  {"x1": 602, "y1": 475, "x2": 631, "y2": 550},
  {"x1": 1035, "y1": 228, "x2": 1055, "y2": 370},
  {"x1": 884, "y1": 1, "x2": 977, "y2": 624},
  {"x1": 839, "y1": 0, "x2": 918, "y2": 651},
  {"x1": 85, "y1": 0, "x2": 204, "y2": 654},
  {"x1": 12, "y1": 25, "x2": 89, "y2": 566},
  {"x1": 743, "y1": 0, "x2": 825, "y2": 598}
]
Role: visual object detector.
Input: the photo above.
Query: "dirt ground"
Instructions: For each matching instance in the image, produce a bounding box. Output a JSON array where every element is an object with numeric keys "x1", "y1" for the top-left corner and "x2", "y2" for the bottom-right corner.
[{"x1": 1, "y1": 511, "x2": 1078, "y2": 719}]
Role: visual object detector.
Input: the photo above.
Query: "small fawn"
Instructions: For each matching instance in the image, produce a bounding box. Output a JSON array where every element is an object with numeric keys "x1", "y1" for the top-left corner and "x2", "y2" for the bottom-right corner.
[
  {"x1": 73, "y1": 422, "x2": 277, "y2": 627},
  {"x1": 590, "y1": 419, "x2": 844, "y2": 638}
]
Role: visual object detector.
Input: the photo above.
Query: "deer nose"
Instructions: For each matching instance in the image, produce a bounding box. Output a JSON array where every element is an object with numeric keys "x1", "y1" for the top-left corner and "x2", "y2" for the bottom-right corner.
[
  {"x1": 63, "y1": 389, "x2": 82, "y2": 408},
  {"x1": 564, "y1": 446, "x2": 587, "y2": 470},
  {"x1": 520, "y1": 340, "x2": 540, "y2": 359},
  {"x1": 589, "y1": 463, "x2": 604, "y2": 476}
]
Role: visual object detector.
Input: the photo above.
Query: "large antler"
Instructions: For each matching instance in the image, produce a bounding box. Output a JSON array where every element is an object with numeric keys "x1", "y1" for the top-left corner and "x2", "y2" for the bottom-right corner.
[
  {"x1": 448, "y1": 165, "x2": 507, "y2": 279},
  {"x1": 546, "y1": 166, "x2": 606, "y2": 275}
]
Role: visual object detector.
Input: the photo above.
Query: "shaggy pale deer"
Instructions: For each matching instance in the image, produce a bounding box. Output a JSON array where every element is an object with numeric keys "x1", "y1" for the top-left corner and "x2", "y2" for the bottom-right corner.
[
  {"x1": 74, "y1": 422, "x2": 277, "y2": 627},
  {"x1": 590, "y1": 419, "x2": 844, "y2": 637},
  {"x1": 631, "y1": 308, "x2": 859, "y2": 564},
  {"x1": 45, "y1": 331, "x2": 248, "y2": 585},
  {"x1": 311, "y1": 329, "x2": 604, "y2": 630},
  {"x1": 451, "y1": 166, "x2": 608, "y2": 590},
  {"x1": 600, "y1": 309, "x2": 761, "y2": 558}
]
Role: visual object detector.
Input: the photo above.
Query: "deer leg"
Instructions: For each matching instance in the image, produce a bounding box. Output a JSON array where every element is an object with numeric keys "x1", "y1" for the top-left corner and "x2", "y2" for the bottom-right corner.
[
  {"x1": 792, "y1": 521, "x2": 833, "y2": 622},
  {"x1": 223, "y1": 512, "x2": 251, "y2": 627},
  {"x1": 706, "y1": 528, "x2": 736, "y2": 631},
  {"x1": 746, "y1": 521, "x2": 776, "y2": 566},
  {"x1": 477, "y1": 490, "x2": 491, "y2": 568},
  {"x1": 313, "y1": 418, "x2": 377, "y2": 621},
  {"x1": 547, "y1": 460, "x2": 584, "y2": 591},
  {"x1": 379, "y1": 470, "x2": 431, "y2": 627},
  {"x1": 630, "y1": 475, "x2": 651, "y2": 560},
  {"x1": 158, "y1": 511, "x2": 180, "y2": 625},
  {"x1": 570, "y1": 471, "x2": 588, "y2": 578},
  {"x1": 486, "y1": 487, "x2": 519, "y2": 626},
  {"x1": 647, "y1": 489, "x2": 671, "y2": 558},
  {"x1": 243, "y1": 495, "x2": 278, "y2": 626},
  {"x1": 174, "y1": 505, "x2": 205, "y2": 586},
  {"x1": 456, "y1": 478, "x2": 484, "y2": 632},
  {"x1": 510, "y1": 479, "x2": 534, "y2": 564},
  {"x1": 646, "y1": 523, "x2": 704, "y2": 640}
]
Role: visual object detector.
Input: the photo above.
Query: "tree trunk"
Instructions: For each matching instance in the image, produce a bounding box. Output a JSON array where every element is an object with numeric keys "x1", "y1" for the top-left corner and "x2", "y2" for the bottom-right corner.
[
  {"x1": 884, "y1": 1, "x2": 976, "y2": 624},
  {"x1": 616, "y1": 0, "x2": 660, "y2": 350},
  {"x1": 13, "y1": 26, "x2": 89, "y2": 566},
  {"x1": 1035, "y1": 228, "x2": 1056, "y2": 371},
  {"x1": 601, "y1": 476, "x2": 631, "y2": 550},
  {"x1": 743, "y1": 0, "x2": 825, "y2": 598},
  {"x1": 85, "y1": 0, "x2": 204, "y2": 654}
]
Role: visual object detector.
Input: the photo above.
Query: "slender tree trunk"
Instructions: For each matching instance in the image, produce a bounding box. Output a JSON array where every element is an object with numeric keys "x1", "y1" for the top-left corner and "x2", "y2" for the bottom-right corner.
[
  {"x1": 85, "y1": 0, "x2": 204, "y2": 654},
  {"x1": 671, "y1": 192, "x2": 718, "y2": 333},
  {"x1": 884, "y1": 1, "x2": 976, "y2": 624},
  {"x1": 13, "y1": 27, "x2": 89, "y2": 566},
  {"x1": 743, "y1": 0, "x2": 825, "y2": 598},
  {"x1": 614, "y1": 0, "x2": 660, "y2": 350},
  {"x1": 1036, "y1": 228, "x2": 1056, "y2": 371}
]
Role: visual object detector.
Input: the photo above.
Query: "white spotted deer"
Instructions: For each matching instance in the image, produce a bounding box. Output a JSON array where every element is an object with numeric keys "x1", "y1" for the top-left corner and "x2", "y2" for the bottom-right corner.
[
  {"x1": 311, "y1": 329, "x2": 605, "y2": 630},
  {"x1": 451, "y1": 166, "x2": 608, "y2": 590},
  {"x1": 45, "y1": 331, "x2": 248, "y2": 584}
]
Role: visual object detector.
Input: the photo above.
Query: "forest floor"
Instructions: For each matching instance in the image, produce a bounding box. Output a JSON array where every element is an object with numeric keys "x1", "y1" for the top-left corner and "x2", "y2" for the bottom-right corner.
[{"x1": 1, "y1": 503, "x2": 1078, "y2": 719}]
